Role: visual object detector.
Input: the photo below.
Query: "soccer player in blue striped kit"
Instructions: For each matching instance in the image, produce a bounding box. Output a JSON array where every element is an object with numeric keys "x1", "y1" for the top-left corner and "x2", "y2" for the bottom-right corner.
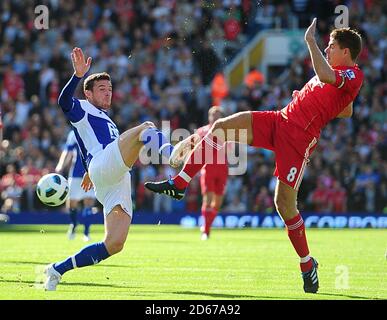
[
  {"x1": 55, "y1": 130, "x2": 96, "y2": 241},
  {"x1": 44, "y1": 47, "x2": 177, "y2": 290}
]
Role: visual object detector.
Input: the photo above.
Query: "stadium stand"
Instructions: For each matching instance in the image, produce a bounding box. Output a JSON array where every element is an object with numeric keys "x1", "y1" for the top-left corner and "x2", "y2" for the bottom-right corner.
[{"x1": 0, "y1": 0, "x2": 386, "y2": 214}]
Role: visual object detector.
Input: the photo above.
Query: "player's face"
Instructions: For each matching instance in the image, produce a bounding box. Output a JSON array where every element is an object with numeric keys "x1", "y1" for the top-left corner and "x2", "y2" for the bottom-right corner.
[
  {"x1": 324, "y1": 38, "x2": 346, "y2": 67},
  {"x1": 88, "y1": 80, "x2": 112, "y2": 109}
]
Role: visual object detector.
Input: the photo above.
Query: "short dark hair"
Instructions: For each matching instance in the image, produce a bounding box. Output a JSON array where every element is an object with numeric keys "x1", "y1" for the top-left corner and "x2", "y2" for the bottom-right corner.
[
  {"x1": 83, "y1": 72, "x2": 111, "y2": 92},
  {"x1": 330, "y1": 28, "x2": 362, "y2": 61},
  {"x1": 208, "y1": 106, "x2": 224, "y2": 116}
]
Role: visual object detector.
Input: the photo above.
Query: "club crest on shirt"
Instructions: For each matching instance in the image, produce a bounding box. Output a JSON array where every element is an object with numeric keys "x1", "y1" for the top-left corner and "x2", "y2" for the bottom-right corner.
[{"x1": 343, "y1": 69, "x2": 355, "y2": 80}]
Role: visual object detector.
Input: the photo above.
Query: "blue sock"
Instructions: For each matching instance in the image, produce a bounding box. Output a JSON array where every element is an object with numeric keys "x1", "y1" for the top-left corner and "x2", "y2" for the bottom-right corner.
[
  {"x1": 69, "y1": 208, "x2": 78, "y2": 227},
  {"x1": 140, "y1": 127, "x2": 174, "y2": 160},
  {"x1": 53, "y1": 242, "x2": 110, "y2": 275},
  {"x1": 81, "y1": 207, "x2": 92, "y2": 236}
]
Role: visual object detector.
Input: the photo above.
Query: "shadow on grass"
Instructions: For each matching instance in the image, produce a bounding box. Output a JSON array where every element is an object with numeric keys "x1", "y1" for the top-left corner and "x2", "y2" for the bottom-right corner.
[
  {"x1": 168, "y1": 290, "x2": 278, "y2": 299},
  {"x1": 3, "y1": 279, "x2": 379, "y2": 300},
  {"x1": 1, "y1": 260, "x2": 140, "y2": 270},
  {"x1": 61, "y1": 282, "x2": 141, "y2": 289},
  {"x1": 1, "y1": 260, "x2": 50, "y2": 265},
  {"x1": 318, "y1": 292, "x2": 384, "y2": 300},
  {"x1": 0, "y1": 226, "x2": 67, "y2": 233},
  {"x1": 0, "y1": 279, "x2": 36, "y2": 285},
  {"x1": 167, "y1": 290, "x2": 384, "y2": 300},
  {"x1": 0, "y1": 279, "x2": 141, "y2": 290},
  {"x1": 98, "y1": 264, "x2": 138, "y2": 268}
]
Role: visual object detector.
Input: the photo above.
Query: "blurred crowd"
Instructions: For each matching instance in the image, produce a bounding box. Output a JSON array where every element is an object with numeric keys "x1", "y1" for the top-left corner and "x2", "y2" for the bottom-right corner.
[{"x1": 0, "y1": 0, "x2": 386, "y2": 215}]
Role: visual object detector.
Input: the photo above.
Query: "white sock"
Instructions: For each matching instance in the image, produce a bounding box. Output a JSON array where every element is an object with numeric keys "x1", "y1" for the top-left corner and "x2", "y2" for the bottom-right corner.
[{"x1": 300, "y1": 255, "x2": 311, "y2": 264}]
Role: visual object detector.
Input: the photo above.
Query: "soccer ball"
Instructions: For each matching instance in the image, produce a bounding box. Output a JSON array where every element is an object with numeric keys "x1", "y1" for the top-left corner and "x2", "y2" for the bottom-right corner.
[{"x1": 36, "y1": 173, "x2": 69, "y2": 206}]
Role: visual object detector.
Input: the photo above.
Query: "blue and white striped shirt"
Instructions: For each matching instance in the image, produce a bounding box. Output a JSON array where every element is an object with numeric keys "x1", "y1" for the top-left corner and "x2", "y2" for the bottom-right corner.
[{"x1": 58, "y1": 75, "x2": 120, "y2": 169}]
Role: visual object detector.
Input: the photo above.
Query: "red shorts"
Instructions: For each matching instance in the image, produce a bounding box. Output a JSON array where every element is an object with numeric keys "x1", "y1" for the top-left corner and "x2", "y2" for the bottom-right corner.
[
  {"x1": 200, "y1": 164, "x2": 228, "y2": 196},
  {"x1": 251, "y1": 111, "x2": 318, "y2": 190}
]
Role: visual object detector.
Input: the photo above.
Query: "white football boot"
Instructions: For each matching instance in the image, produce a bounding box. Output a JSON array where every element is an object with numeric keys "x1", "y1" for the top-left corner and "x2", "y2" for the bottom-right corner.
[
  {"x1": 44, "y1": 264, "x2": 61, "y2": 291},
  {"x1": 169, "y1": 134, "x2": 201, "y2": 168},
  {"x1": 201, "y1": 233, "x2": 209, "y2": 241},
  {"x1": 67, "y1": 224, "x2": 76, "y2": 240}
]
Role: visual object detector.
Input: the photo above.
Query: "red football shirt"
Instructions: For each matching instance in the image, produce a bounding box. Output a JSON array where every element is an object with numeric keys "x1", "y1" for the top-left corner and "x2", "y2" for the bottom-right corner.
[{"x1": 281, "y1": 65, "x2": 364, "y2": 138}]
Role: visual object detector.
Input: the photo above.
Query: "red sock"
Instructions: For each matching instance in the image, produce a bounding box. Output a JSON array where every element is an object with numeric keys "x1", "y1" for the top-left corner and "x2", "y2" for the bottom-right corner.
[
  {"x1": 284, "y1": 213, "x2": 313, "y2": 272},
  {"x1": 206, "y1": 209, "x2": 218, "y2": 234},
  {"x1": 201, "y1": 208, "x2": 212, "y2": 234},
  {"x1": 173, "y1": 133, "x2": 223, "y2": 189}
]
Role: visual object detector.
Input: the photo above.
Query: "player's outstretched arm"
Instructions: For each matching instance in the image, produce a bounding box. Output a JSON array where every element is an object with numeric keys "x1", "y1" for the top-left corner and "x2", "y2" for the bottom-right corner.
[
  {"x1": 305, "y1": 18, "x2": 336, "y2": 84},
  {"x1": 58, "y1": 48, "x2": 91, "y2": 118}
]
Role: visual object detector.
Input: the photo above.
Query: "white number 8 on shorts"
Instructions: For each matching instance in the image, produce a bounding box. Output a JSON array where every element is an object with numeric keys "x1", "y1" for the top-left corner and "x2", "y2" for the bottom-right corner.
[{"x1": 287, "y1": 167, "x2": 298, "y2": 182}]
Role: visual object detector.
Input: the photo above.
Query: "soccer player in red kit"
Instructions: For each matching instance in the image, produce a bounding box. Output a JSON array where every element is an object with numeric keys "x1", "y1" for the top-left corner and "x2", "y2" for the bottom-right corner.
[
  {"x1": 146, "y1": 19, "x2": 364, "y2": 293},
  {"x1": 197, "y1": 107, "x2": 228, "y2": 240},
  {"x1": 169, "y1": 106, "x2": 228, "y2": 240}
]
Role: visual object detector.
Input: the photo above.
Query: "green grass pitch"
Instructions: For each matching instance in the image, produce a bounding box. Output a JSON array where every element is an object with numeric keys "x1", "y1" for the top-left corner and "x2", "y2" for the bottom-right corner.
[{"x1": 0, "y1": 225, "x2": 385, "y2": 300}]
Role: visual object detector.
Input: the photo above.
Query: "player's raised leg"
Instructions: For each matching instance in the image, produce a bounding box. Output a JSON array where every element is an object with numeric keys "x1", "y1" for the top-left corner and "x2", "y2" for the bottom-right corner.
[
  {"x1": 274, "y1": 180, "x2": 319, "y2": 293},
  {"x1": 169, "y1": 133, "x2": 201, "y2": 168},
  {"x1": 118, "y1": 121, "x2": 174, "y2": 168},
  {"x1": 145, "y1": 111, "x2": 253, "y2": 199},
  {"x1": 140, "y1": 125, "x2": 174, "y2": 163}
]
